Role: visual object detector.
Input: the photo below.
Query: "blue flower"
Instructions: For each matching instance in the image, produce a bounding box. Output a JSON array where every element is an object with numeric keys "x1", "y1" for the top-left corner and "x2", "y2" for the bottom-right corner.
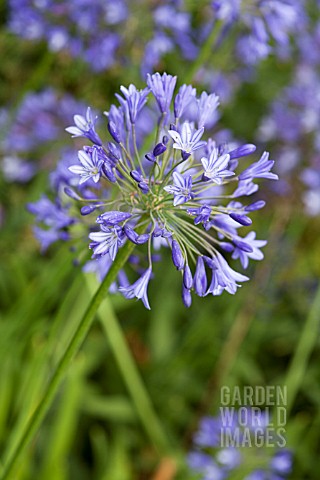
[
  {"x1": 147, "y1": 72, "x2": 177, "y2": 115},
  {"x1": 205, "y1": 252, "x2": 249, "y2": 296},
  {"x1": 164, "y1": 172, "x2": 194, "y2": 206},
  {"x1": 116, "y1": 84, "x2": 149, "y2": 124},
  {"x1": 187, "y1": 205, "x2": 212, "y2": 226},
  {"x1": 2, "y1": 155, "x2": 36, "y2": 183},
  {"x1": 119, "y1": 267, "x2": 152, "y2": 309},
  {"x1": 66, "y1": 107, "x2": 102, "y2": 146},
  {"x1": 69, "y1": 149, "x2": 104, "y2": 184},
  {"x1": 89, "y1": 225, "x2": 125, "y2": 261},
  {"x1": 171, "y1": 240, "x2": 184, "y2": 270},
  {"x1": 239, "y1": 151, "x2": 278, "y2": 181},
  {"x1": 105, "y1": 104, "x2": 126, "y2": 144},
  {"x1": 168, "y1": 122, "x2": 206, "y2": 159},
  {"x1": 201, "y1": 147, "x2": 234, "y2": 184},
  {"x1": 174, "y1": 84, "x2": 196, "y2": 119},
  {"x1": 194, "y1": 256, "x2": 207, "y2": 297},
  {"x1": 33, "y1": 226, "x2": 68, "y2": 253},
  {"x1": 232, "y1": 179, "x2": 259, "y2": 198},
  {"x1": 124, "y1": 225, "x2": 150, "y2": 245},
  {"x1": 28, "y1": 196, "x2": 73, "y2": 229},
  {"x1": 197, "y1": 92, "x2": 220, "y2": 129},
  {"x1": 228, "y1": 144, "x2": 257, "y2": 159},
  {"x1": 232, "y1": 232, "x2": 267, "y2": 269},
  {"x1": 28, "y1": 196, "x2": 74, "y2": 251}
]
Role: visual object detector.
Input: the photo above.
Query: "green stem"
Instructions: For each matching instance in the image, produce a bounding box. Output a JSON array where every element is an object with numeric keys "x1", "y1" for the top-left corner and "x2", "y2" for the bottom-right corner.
[
  {"x1": 0, "y1": 238, "x2": 142, "y2": 480},
  {"x1": 95, "y1": 294, "x2": 171, "y2": 454},
  {"x1": 284, "y1": 282, "x2": 320, "y2": 416}
]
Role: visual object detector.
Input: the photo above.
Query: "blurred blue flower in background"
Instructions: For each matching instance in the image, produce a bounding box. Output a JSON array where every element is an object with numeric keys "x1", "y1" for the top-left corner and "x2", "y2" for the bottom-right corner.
[
  {"x1": 188, "y1": 408, "x2": 293, "y2": 480},
  {"x1": 1, "y1": 89, "x2": 85, "y2": 183},
  {"x1": 8, "y1": 0, "x2": 127, "y2": 71}
]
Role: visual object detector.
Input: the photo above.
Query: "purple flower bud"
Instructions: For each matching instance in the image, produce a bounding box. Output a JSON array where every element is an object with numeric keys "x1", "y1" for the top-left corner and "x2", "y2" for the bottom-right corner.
[
  {"x1": 229, "y1": 213, "x2": 252, "y2": 226},
  {"x1": 153, "y1": 228, "x2": 162, "y2": 237},
  {"x1": 182, "y1": 151, "x2": 191, "y2": 161},
  {"x1": 245, "y1": 200, "x2": 266, "y2": 212},
  {"x1": 145, "y1": 153, "x2": 156, "y2": 162},
  {"x1": 102, "y1": 163, "x2": 116, "y2": 183},
  {"x1": 203, "y1": 255, "x2": 215, "y2": 269},
  {"x1": 172, "y1": 240, "x2": 184, "y2": 270},
  {"x1": 124, "y1": 225, "x2": 149, "y2": 244},
  {"x1": 138, "y1": 182, "x2": 149, "y2": 194},
  {"x1": 194, "y1": 256, "x2": 207, "y2": 297},
  {"x1": 137, "y1": 233, "x2": 150, "y2": 244},
  {"x1": 182, "y1": 285, "x2": 192, "y2": 308},
  {"x1": 170, "y1": 123, "x2": 178, "y2": 132},
  {"x1": 108, "y1": 121, "x2": 121, "y2": 143},
  {"x1": 174, "y1": 84, "x2": 196, "y2": 118},
  {"x1": 239, "y1": 151, "x2": 278, "y2": 181},
  {"x1": 153, "y1": 142, "x2": 167, "y2": 157},
  {"x1": 107, "y1": 142, "x2": 121, "y2": 161},
  {"x1": 162, "y1": 135, "x2": 169, "y2": 145},
  {"x1": 228, "y1": 144, "x2": 257, "y2": 160},
  {"x1": 153, "y1": 227, "x2": 172, "y2": 238},
  {"x1": 97, "y1": 211, "x2": 132, "y2": 225},
  {"x1": 220, "y1": 242, "x2": 234, "y2": 252},
  {"x1": 124, "y1": 225, "x2": 140, "y2": 244},
  {"x1": 233, "y1": 238, "x2": 253, "y2": 253},
  {"x1": 183, "y1": 264, "x2": 193, "y2": 289},
  {"x1": 147, "y1": 72, "x2": 177, "y2": 115},
  {"x1": 64, "y1": 187, "x2": 82, "y2": 200},
  {"x1": 202, "y1": 173, "x2": 210, "y2": 182},
  {"x1": 130, "y1": 170, "x2": 143, "y2": 182},
  {"x1": 81, "y1": 205, "x2": 97, "y2": 216},
  {"x1": 119, "y1": 266, "x2": 152, "y2": 309}
]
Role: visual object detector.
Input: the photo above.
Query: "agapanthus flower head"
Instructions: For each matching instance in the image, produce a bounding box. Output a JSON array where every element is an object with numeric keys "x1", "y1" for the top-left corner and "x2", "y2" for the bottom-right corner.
[{"x1": 31, "y1": 72, "x2": 277, "y2": 309}]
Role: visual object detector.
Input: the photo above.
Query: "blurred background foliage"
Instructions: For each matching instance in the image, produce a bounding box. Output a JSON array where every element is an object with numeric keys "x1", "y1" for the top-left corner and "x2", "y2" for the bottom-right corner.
[{"x1": 1, "y1": 0, "x2": 320, "y2": 479}]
